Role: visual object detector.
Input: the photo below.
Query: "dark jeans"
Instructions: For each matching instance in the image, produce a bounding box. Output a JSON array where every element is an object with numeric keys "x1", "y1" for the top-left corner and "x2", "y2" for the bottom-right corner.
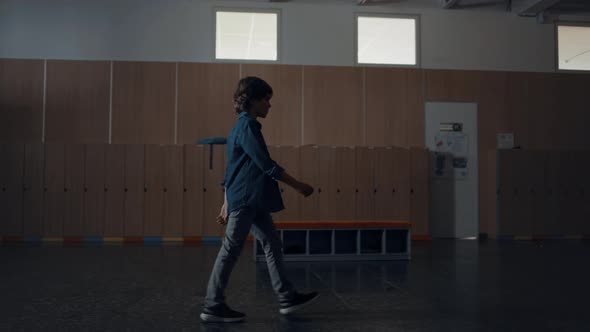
[{"x1": 204, "y1": 207, "x2": 295, "y2": 308}]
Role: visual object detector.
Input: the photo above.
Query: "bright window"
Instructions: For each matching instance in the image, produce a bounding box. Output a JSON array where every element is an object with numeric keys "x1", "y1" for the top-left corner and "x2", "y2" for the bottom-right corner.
[
  {"x1": 215, "y1": 10, "x2": 278, "y2": 61},
  {"x1": 558, "y1": 25, "x2": 590, "y2": 71},
  {"x1": 357, "y1": 15, "x2": 417, "y2": 66}
]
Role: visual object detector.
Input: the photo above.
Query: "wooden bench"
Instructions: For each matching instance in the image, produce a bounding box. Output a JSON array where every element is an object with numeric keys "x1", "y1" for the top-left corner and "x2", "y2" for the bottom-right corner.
[{"x1": 254, "y1": 220, "x2": 411, "y2": 261}]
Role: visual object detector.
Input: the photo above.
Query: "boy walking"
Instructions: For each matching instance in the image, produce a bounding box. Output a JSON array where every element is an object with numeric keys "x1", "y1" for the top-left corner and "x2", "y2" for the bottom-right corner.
[{"x1": 200, "y1": 77, "x2": 319, "y2": 323}]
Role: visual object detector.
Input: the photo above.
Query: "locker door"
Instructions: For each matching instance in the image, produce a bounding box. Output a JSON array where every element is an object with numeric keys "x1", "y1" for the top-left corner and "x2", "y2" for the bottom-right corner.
[
  {"x1": 183, "y1": 145, "x2": 204, "y2": 237},
  {"x1": 410, "y1": 147, "x2": 429, "y2": 235},
  {"x1": 533, "y1": 151, "x2": 551, "y2": 237},
  {"x1": 318, "y1": 146, "x2": 335, "y2": 220},
  {"x1": 202, "y1": 145, "x2": 226, "y2": 237},
  {"x1": 64, "y1": 144, "x2": 85, "y2": 237},
  {"x1": 354, "y1": 147, "x2": 375, "y2": 220},
  {"x1": 510, "y1": 151, "x2": 533, "y2": 237},
  {"x1": 582, "y1": 152, "x2": 590, "y2": 236},
  {"x1": 496, "y1": 150, "x2": 514, "y2": 236},
  {"x1": 23, "y1": 143, "x2": 45, "y2": 236},
  {"x1": 394, "y1": 147, "x2": 410, "y2": 221},
  {"x1": 163, "y1": 145, "x2": 184, "y2": 237},
  {"x1": 0, "y1": 144, "x2": 24, "y2": 236},
  {"x1": 104, "y1": 144, "x2": 125, "y2": 237},
  {"x1": 144, "y1": 144, "x2": 165, "y2": 236},
  {"x1": 333, "y1": 147, "x2": 356, "y2": 220},
  {"x1": 84, "y1": 144, "x2": 106, "y2": 236},
  {"x1": 299, "y1": 145, "x2": 319, "y2": 220},
  {"x1": 280, "y1": 146, "x2": 302, "y2": 221},
  {"x1": 564, "y1": 151, "x2": 582, "y2": 236},
  {"x1": 374, "y1": 147, "x2": 395, "y2": 220},
  {"x1": 43, "y1": 143, "x2": 66, "y2": 237},
  {"x1": 124, "y1": 144, "x2": 145, "y2": 236}
]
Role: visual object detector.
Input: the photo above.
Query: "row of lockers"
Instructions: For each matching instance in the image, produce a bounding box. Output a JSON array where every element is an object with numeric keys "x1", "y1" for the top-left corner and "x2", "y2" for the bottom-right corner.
[
  {"x1": 0, "y1": 144, "x2": 430, "y2": 238},
  {"x1": 490, "y1": 150, "x2": 590, "y2": 237}
]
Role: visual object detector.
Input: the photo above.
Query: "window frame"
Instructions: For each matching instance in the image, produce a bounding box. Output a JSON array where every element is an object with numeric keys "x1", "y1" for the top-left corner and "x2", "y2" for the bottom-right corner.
[
  {"x1": 555, "y1": 22, "x2": 590, "y2": 73},
  {"x1": 213, "y1": 7, "x2": 281, "y2": 63},
  {"x1": 354, "y1": 12, "x2": 421, "y2": 68}
]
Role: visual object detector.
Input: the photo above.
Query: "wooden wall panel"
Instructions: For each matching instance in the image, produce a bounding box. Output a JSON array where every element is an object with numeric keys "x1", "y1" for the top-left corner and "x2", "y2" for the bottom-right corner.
[
  {"x1": 43, "y1": 143, "x2": 65, "y2": 237},
  {"x1": 163, "y1": 145, "x2": 184, "y2": 237},
  {"x1": 104, "y1": 144, "x2": 125, "y2": 236},
  {"x1": 354, "y1": 147, "x2": 375, "y2": 220},
  {"x1": 406, "y1": 69, "x2": 425, "y2": 148},
  {"x1": 365, "y1": 68, "x2": 407, "y2": 147},
  {"x1": 276, "y1": 146, "x2": 301, "y2": 221},
  {"x1": 425, "y1": 70, "x2": 480, "y2": 102},
  {"x1": 374, "y1": 147, "x2": 395, "y2": 219},
  {"x1": 202, "y1": 145, "x2": 226, "y2": 237},
  {"x1": 124, "y1": 145, "x2": 145, "y2": 236},
  {"x1": 528, "y1": 73, "x2": 557, "y2": 149},
  {"x1": 45, "y1": 60, "x2": 110, "y2": 143},
  {"x1": 183, "y1": 145, "x2": 204, "y2": 236},
  {"x1": 410, "y1": 147, "x2": 429, "y2": 234},
  {"x1": 63, "y1": 144, "x2": 85, "y2": 236},
  {"x1": 303, "y1": 66, "x2": 363, "y2": 146},
  {"x1": 23, "y1": 143, "x2": 45, "y2": 236},
  {"x1": 242, "y1": 64, "x2": 303, "y2": 146},
  {"x1": 505, "y1": 72, "x2": 530, "y2": 149},
  {"x1": 144, "y1": 145, "x2": 165, "y2": 236},
  {"x1": 393, "y1": 147, "x2": 410, "y2": 221},
  {"x1": 84, "y1": 144, "x2": 106, "y2": 236},
  {"x1": 177, "y1": 63, "x2": 239, "y2": 145},
  {"x1": 0, "y1": 144, "x2": 24, "y2": 235},
  {"x1": 0, "y1": 59, "x2": 44, "y2": 142},
  {"x1": 299, "y1": 145, "x2": 319, "y2": 220},
  {"x1": 112, "y1": 62, "x2": 176, "y2": 144}
]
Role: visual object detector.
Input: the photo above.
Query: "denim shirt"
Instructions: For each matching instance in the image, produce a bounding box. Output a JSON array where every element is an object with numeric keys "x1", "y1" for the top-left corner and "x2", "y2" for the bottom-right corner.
[{"x1": 223, "y1": 112, "x2": 285, "y2": 213}]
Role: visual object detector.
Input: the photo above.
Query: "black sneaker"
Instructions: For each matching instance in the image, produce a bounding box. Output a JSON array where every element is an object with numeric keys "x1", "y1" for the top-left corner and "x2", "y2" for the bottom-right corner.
[
  {"x1": 200, "y1": 303, "x2": 245, "y2": 323},
  {"x1": 279, "y1": 291, "x2": 320, "y2": 315}
]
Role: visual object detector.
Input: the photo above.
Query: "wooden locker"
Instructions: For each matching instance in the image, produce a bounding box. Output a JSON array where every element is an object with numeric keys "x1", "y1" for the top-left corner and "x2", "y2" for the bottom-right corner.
[
  {"x1": 299, "y1": 145, "x2": 319, "y2": 220},
  {"x1": 124, "y1": 144, "x2": 145, "y2": 236},
  {"x1": 538, "y1": 151, "x2": 561, "y2": 237},
  {"x1": 486, "y1": 150, "x2": 498, "y2": 238},
  {"x1": 111, "y1": 61, "x2": 176, "y2": 144},
  {"x1": 374, "y1": 147, "x2": 395, "y2": 220},
  {"x1": 177, "y1": 63, "x2": 239, "y2": 145},
  {"x1": 582, "y1": 152, "x2": 590, "y2": 236},
  {"x1": 0, "y1": 144, "x2": 24, "y2": 236},
  {"x1": 279, "y1": 146, "x2": 302, "y2": 220},
  {"x1": 410, "y1": 147, "x2": 429, "y2": 235},
  {"x1": 509, "y1": 151, "x2": 533, "y2": 237},
  {"x1": 202, "y1": 145, "x2": 226, "y2": 237},
  {"x1": 318, "y1": 146, "x2": 335, "y2": 220},
  {"x1": 495, "y1": 150, "x2": 514, "y2": 236},
  {"x1": 529, "y1": 151, "x2": 547, "y2": 237},
  {"x1": 84, "y1": 144, "x2": 106, "y2": 236},
  {"x1": 163, "y1": 145, "x2": 184, "y2": 237},
  {"x1": 144, "y1": 145, "x2": 165, "y2": 236},
  {"x1": 393, "y1": 147, "x2": 411, "y2": 221},
  {"x1": 183, "y1": 145, "x2": 204, "y2": 237},
  {"x1": 104, "y1": 144, "x2": 125, "y2": 237},
  {"x1": 568, "y1": 151, "x2": 585, "y2": 236},
  {"x1": 332, "y1": 147, "x2": 356, "y2": 220},
  {"x1": 43, "y1": 143, "x2": 66, "y2": 237},
  {"x1": 63, "y1": 144, "x2": 85, "y2": 237},
  {"x1": 354, "y1": 147, "x2": 375, "y2": 220},
  {"x1": 45, "y1": 60, "x2": 110, "y2": 143},
  {"x1": 23, "y1": 143, "x2": 45, "y2": 236},
  {"x1": 0, "y1": 59, "x2": 44, "y2": 142}
]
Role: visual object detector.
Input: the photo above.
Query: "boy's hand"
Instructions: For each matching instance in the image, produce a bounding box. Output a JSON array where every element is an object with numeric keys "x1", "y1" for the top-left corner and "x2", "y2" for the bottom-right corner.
[
  {"x1": 296, "y1": 182, "x2": 314, "y2": 197},
  {"x1": 216, "y1": 204, "x2": 229, "y2": 225}
]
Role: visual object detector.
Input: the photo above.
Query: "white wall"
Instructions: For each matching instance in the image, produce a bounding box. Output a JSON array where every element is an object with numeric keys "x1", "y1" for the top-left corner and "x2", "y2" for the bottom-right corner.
[{"x1": 0, "y1": 0, "x2": 556, "y2": 72}]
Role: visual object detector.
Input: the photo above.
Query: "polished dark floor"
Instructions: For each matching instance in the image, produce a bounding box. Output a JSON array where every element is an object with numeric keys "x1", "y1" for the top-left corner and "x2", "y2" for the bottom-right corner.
[{"x1": 1, "y1": 240, "x2": 589, "y2": 331}]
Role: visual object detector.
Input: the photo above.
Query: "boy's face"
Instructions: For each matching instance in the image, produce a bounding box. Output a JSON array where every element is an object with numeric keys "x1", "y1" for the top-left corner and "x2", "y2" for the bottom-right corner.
[{"x1": 251, "y1": 95, "x2": 272, "y2": 119}]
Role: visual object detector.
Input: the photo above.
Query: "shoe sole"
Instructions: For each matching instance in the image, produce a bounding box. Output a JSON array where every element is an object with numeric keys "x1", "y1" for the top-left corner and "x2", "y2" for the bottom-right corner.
[
  {"x1": 200, "y1": 313, "x2": 245, "y2": 323},
  {"x1": 279, "y1": 293, "x2": 320, "y2": 315}
]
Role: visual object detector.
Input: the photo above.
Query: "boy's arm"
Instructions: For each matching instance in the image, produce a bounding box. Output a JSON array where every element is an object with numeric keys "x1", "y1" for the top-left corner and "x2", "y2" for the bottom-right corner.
[{"x1": 279, "y1": 171, "x2": 314, "y2": 197}]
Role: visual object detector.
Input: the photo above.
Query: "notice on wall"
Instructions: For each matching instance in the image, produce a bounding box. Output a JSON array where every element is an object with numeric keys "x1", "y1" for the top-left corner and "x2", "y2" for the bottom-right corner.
[
  {"x1": 497, "y1": 133, "x2": 514, "y2": 149},
  {"x1": 433, "y1": 131, "x2": 469, "y2": 179}
]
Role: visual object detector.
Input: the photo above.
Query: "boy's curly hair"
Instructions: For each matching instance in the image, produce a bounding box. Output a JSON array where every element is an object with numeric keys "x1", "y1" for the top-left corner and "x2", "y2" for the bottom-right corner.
[{"x1": 233, "y1": 76, "x2": 273, "y2": 114}]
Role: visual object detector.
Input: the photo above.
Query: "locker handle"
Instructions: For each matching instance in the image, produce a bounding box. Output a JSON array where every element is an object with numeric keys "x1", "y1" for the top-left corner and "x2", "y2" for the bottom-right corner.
[
  {"x1": 64, "y1": 188, "x2": 68, "y2": 192},
  {"x1": 280, "y1": 188, "x2": 284, "y2": 193},
  {"x1": 410, "y1": 188, "x2": 414, "y2": 194},
  {"x1": 23, "y1": 186, "x2": 27, "y2": 192},
  {"x1": 44, "y1": 188, "x2": 47, "y2": 192},
  {"x1": 1, "y1": 187, "x2": 5, "y2": 192},
  {"x1": 124, "y1": 188, "x2": 128, "y2": 192},
  {"x1": 336, "y1": 189, "x2": 340, "y2": 193},
  {"x1": 163, "y1": 188, "x2": 167, "y2": 192},
  {"x1": 84, "y1": 187, "x2": 88, "y2": 193},
  {"x1": 392, "y1": 188, "x2": 396, "y2": 193},
  {"x1": 104, "y1": 188, "x2": 108, "y2": 192},
  {"x1": 529, "y1": 188, "x2": 535, "y2": 195},
  {"x1": 144, "y1": 187, "x2": 147, "y2": 193},
  {"x1": 373, "y1": 189, "x2": 377, "y2": 194},
  {"x1": 184, "y1": 188, "x2": 187, "y2": 192},
  {"x1": 203, "y1": 188, "x2": 207, "y2": 192},
  {"x1": 355, "y1": 189, "x2": 359, "y2": 193},
  {"x1": 318, "y1": 188, "x2": 322, "y2": 193}
]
